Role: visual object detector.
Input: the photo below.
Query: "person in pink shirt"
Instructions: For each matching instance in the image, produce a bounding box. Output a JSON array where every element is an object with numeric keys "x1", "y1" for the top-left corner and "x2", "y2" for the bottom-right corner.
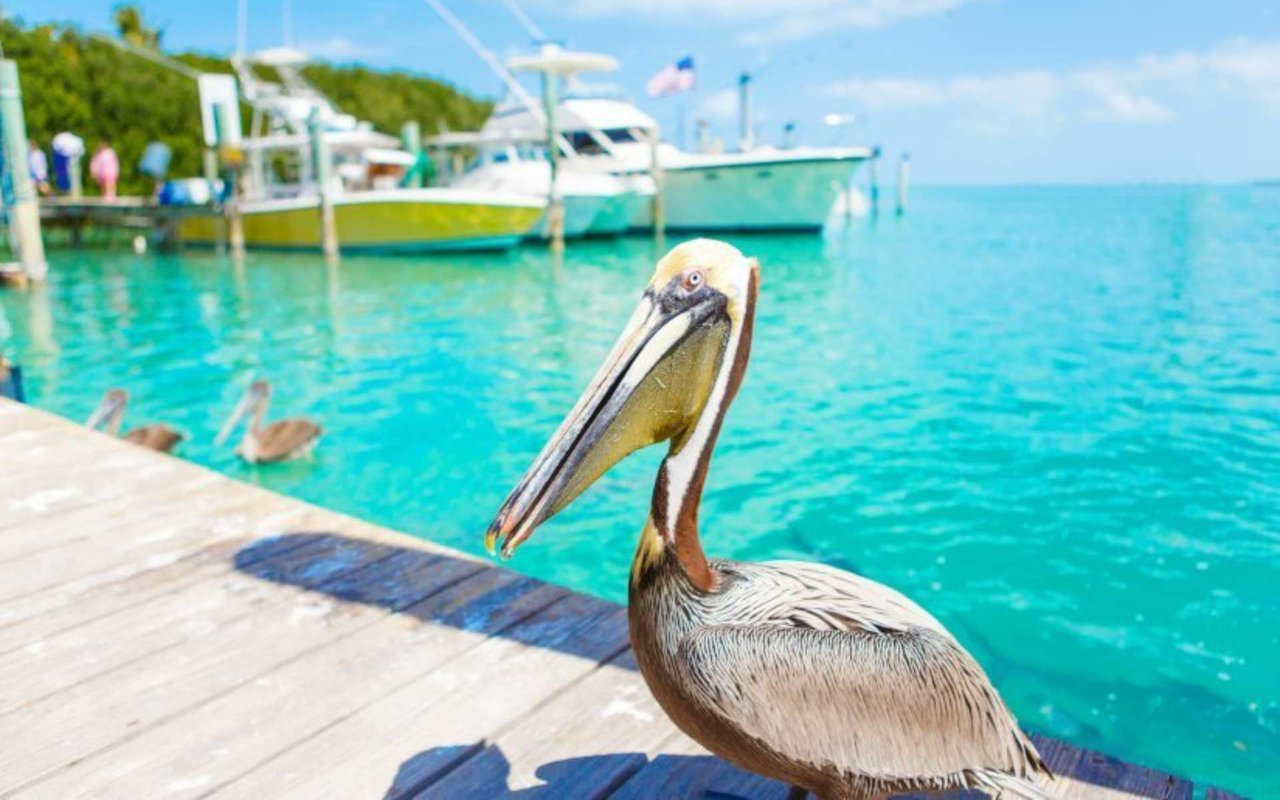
[{"x1": 89, "y1": 140, "x2": 120, "y2": 200}]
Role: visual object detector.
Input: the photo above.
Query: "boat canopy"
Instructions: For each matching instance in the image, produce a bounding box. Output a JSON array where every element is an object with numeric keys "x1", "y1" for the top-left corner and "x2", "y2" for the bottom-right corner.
[
  {"x1": 240, "y1": 129, "x2": 401, "y2": 153},
  {"x1": 506, "y1": 47, "x2": 618, "y2": 76},
  {"x1": 248, "y1": 46, "x2": 312, "y2": 67}
]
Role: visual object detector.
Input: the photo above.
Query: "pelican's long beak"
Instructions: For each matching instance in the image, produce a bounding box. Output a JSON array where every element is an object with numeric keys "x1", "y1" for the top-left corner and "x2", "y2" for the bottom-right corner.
[
  {"x1": 215, "y1": 392, "x2": 254, "y2": 445},
  {"x1": 85, "y1": 394, "x2": 124, "y2": 431},
  {"x1": 486, "y1": 280, "x2": 733, "y2": 559}
]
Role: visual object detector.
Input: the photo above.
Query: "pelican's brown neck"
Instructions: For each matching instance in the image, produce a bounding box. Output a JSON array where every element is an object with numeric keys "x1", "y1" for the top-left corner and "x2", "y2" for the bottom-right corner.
[{"x1": 638, "y1": 271, "x2": 758, "y2": 594}]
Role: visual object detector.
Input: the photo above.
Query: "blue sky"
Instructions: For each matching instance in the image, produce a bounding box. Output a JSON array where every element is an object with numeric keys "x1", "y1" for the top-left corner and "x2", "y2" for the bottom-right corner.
[{"x1": 8, "y1": 0, "x2": 1280, "y2": 183}]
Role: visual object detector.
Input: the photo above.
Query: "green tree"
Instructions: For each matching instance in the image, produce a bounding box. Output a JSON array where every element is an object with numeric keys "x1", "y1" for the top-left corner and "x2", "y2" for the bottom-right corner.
[
  {"x1": 112, "y1": 3, "x2": 162, "y2": 51},
  {"x1": 6, "y1": 12, "x2": 490, "y2": 197}
]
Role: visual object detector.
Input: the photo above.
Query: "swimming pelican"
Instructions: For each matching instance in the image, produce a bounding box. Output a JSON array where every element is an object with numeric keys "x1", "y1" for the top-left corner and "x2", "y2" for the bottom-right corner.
[
  {"x1": 215, "y1": 378, "x2": 321, "y2": 464},
  {"x1": 487, "y1": 240, "x2": 1049, "y2": 800},
  {"x1": 85, "y1": 389, "x2": 184, "y2": 453}
]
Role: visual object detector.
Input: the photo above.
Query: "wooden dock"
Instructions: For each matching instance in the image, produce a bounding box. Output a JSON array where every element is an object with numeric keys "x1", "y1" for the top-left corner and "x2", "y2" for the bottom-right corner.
[
  {"x1": 0, "y1": 399, "x2": 1240, "y2": 799},
  {"x1": 37, "y1": 196, "x2": 218, "y2": 248}
]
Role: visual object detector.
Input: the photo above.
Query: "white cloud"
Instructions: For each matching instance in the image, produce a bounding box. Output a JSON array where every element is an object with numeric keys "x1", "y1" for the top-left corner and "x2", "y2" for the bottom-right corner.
[
  {"x1": 298, "y1": 36, "x2": 385, "y2": 61},
  {"x1": 741, "y1": 0, "x2": 969, "y2": 45},
  {"x1": 546, "y1": 0, "x2": 970, "y2": 43},
  {"x1": 818, "y1": 37, "x2": 1280, "y2": 134},
  {"x1": 696, "y1": 89, "x2": 740, "y2": 122}
]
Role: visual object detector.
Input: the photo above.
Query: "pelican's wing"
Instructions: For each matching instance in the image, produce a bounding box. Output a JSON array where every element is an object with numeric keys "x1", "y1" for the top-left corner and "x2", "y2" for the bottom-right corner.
[
  {"x1": 682, "y1": 561, "x2": 1047, "y2": 794},
  {"x1": 123, "y1": 425, "x2": 184, "y2": 453},
  {"x1": 678, "y1": 623, "x2": 1044, "y2": 795},
  {"x1": 257, "y1": 419, "x2": 323, "y2": 460}
]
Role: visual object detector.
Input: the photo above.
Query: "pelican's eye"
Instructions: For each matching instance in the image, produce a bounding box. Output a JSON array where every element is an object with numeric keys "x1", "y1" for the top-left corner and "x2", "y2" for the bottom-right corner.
[{"x1": 682, "y1": 270, "x2": 705, "y2": 291}]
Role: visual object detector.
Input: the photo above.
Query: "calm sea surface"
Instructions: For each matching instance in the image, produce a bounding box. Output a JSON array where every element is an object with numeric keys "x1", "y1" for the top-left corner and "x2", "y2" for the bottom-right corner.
[{"x1": 3, "y1": 186, "x2": 1277, "y2": 795}]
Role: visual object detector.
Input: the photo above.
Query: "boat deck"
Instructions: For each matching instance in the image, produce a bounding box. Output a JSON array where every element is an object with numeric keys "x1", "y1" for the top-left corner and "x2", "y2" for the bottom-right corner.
[{"x1": 0, "y1": 399, "x2": 1240, "y2": 799}]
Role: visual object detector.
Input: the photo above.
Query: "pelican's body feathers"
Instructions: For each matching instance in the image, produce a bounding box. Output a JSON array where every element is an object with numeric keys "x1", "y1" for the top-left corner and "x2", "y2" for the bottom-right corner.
[
  {"x1": 236, "y1": 419, "x2": 322, "y2": 464},
  {"x1": 631, "y1": 549, "x2": 1048, "y2": 799},
  {"x1": 122, "y1": 424, "x2": 184, "y2": 454}
]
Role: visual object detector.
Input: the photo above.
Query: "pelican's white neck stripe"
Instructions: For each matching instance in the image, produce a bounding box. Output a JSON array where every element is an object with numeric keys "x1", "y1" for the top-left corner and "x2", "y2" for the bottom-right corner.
[{"x1": 661, "y1": 260, "x2": 752, "y2": 540}]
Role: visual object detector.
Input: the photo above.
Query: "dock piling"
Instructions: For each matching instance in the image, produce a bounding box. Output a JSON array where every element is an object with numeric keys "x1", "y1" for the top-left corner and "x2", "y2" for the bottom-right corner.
[
  {"x1": 868, "y1": 146, "x2": 881, "y2": 218},
  {"x1": 738, "y1": 73, "x2": 754, "y2": 152},
  {"x1": 214, "y1": 102, "x2": 245, "y2": 257},
  {"x1": 649, "y1": 126, "x2": 665, "y2": 243},
  {"x1": 307, "y1": 109, "x2": 339, "y2": 258},
  {"x1": 0, "y1": 59, "x2": 47, "y2": 281},
  {"x1": 896, "y1": 153, "x2": 910, "y2": 216},
  {"x1": 400, "y1": 121, "x2": 423, "y2": 188},
  {"x1": 539, "y1": 69, "x2": 565, "y2": 253}
]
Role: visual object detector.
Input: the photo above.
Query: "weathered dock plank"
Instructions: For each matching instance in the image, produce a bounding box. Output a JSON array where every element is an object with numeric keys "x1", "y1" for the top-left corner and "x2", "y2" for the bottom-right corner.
[{"x1": 0, "y1": 399, "x2": 1237, "y2": 799}]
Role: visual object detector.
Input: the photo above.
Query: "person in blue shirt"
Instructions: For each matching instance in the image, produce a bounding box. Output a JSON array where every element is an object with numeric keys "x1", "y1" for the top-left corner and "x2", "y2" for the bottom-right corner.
[{"x1": 28, "y1": 139, "x2": 50, "y2": 195}]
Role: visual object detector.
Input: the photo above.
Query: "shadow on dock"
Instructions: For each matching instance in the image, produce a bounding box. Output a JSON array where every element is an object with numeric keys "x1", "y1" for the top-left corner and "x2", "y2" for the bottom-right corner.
[
  {"x1": 233, "y1": 533, "x2": 1222, "y2": 800},
  {"x1": 387, "y1": 744, "x2": 793, "y2": 800}
]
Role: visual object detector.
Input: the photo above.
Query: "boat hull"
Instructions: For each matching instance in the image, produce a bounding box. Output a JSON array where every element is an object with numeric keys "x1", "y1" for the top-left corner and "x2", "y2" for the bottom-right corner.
[
  {"x1": 530, "y1": 193, "x2": 609, "y2": 239},
  {"x1": 179, "y1": 191, "x2": 543, "y2": 253},
  {"x1": 649, "y1": 155, "x2": 863, "y2": 231}
]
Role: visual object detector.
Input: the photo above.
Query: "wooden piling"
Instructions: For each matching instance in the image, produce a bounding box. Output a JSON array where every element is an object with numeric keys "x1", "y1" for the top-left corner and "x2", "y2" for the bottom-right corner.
[
  {"x1": 213, "y1": 101, "x2": 245, "y2": 257},
  {"x1": 896, "y1": 153, "x2": 910, "y2": 216},
  {"x1": 649, "y1": 126, "x2": 665, "y2": 242},
  {"x1": 400, "y1": 121, "x2": 423, "y2": 188},
  {"x1": 540, "y1": 71, "x2": 565, "y2": 253},
  {"x1": 0, "y1": 60, "x2": 47, "y2": 281},
  {"x1": 204, "y1": 130, "x2": 225, "y2": 254},
  {"x1": 307, "y1": 109, "x2": 339, "y2": 258},
  {"x1": 868, "y1": 146, "x2": 881, "y2": 218}
]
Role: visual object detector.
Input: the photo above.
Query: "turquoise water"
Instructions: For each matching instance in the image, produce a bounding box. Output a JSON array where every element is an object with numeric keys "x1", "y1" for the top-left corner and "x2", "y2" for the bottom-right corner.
[{"x1": 3, "y1": 186, "x2": 1277, "y2": 796}]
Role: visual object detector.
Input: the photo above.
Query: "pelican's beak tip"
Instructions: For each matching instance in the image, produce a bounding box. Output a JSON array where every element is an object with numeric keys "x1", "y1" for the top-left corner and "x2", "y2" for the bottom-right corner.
[{"x1": 482, "y1": 528, "x2": 499, "y2": 557}]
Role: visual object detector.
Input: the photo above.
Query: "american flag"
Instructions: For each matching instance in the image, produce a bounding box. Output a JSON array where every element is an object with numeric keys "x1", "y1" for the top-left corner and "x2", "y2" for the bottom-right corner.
[{"x1": 646, "y1": 56, "x2": 695, "y2": 98}]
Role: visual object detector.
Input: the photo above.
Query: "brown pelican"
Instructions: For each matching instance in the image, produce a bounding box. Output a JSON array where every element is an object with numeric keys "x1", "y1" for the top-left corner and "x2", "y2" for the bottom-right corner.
[
  {"x1": 85, "y1": 389, "x2": 184, "y2": 453},
  {"x1": 215, "y1": 378, "x2": 321, "y2": 464},
  {"x1": 487, "y1": 240, "x2": 1049, "y2": 800}
]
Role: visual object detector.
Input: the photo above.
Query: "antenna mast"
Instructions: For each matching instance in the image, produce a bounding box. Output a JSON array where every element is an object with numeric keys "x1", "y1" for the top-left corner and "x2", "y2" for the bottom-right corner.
[
  {"x1": 502, "y1": 0, "x2": 545, "y2": 42},
  {"x1": 423, "y1": 0, "x2": 543, "y2": 120}
]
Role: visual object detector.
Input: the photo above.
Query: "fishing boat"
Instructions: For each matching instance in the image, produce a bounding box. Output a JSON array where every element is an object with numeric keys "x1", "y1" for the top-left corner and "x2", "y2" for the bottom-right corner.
[
  {"x1": 179, "y1": 47, "x2": 542, "y2": 252},
  {"x1": 431, "y1": 131, "x2": 642, "y2": 238}
]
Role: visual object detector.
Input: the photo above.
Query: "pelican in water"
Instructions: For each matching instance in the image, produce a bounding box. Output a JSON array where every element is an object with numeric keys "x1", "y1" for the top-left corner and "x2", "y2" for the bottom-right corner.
[
  {"x1": 487, "y1": 240, "x2": 1048, "y2": 800},
  {"x1": 215, "y1": 378, "x2": 321, "y2": 464},
  {"x1": 85, "y1": 389, "x2": 184, "y2": 453}
]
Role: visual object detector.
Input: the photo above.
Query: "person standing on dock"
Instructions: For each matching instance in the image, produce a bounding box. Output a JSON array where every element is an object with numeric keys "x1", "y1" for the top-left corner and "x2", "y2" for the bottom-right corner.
[
  {"x1": 89, "y1": 140, "x2": 120, "y2": 200},
  {"x1": 27, "y1": 139, "x2": 50, "y2": 195}
]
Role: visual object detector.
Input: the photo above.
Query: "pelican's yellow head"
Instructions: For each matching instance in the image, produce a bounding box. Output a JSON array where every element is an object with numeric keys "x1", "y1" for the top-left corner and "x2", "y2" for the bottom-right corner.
[{"x1": 487, "y1": 239, "x2": 759, "y2": 558}]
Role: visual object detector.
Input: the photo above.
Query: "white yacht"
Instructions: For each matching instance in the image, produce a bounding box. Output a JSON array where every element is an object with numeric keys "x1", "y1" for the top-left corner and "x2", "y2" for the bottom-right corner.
[
  {"x1": 432, "y1": 132, "x2": 642, "y2": 238},
  {"x1": 481, "y1": 90, "x2": 871, "y2": 232}
]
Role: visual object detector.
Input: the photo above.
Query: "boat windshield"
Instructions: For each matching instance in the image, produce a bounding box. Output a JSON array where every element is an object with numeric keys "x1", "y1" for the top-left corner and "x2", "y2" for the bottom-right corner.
[{"x1": 603, "y1": 128, "x2": 638, "y2": 144}]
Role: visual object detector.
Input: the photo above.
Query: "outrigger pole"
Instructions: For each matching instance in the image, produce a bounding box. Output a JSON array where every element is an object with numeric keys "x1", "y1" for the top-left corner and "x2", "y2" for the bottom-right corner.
[{"x1": 422, "y1": 0, "x2": 544, "y2": 124}]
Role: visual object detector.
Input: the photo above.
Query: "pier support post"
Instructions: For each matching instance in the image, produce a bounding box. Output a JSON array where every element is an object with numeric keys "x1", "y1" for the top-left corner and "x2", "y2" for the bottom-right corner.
[
  {"x1": 895, "y1": 153, "x2": 910, "y2": 216},
  {"x1": 649, "y1": 126, "x2": 664, "y2": 243},
  {"x1": 308, "y1": 109, "x2": 338, "y2": 258},
  {"x1": 214, "y1": 102, "x2": 244, "y2": 257},
  {"x1": 738, "y1": 73, "x2": 754, "y2": 152},
  {"x1": 539, "y1": 70, "x2": 565, "y2": 253},
  {"x1": 868, "y1": 146, "x2": 881, "y2": 219},
  {"x1": 0, "y1": 60, "x2": 47, "y2": 281},
  {"x1": 205, "y1": 144, "x2": 225, "y2": 253},
  {"x1": 400, "y1": 121, "x2": 423, "y2": 188},
  {"x1": 68, "y1": 153, "x2": 83, "y2": 199}
]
